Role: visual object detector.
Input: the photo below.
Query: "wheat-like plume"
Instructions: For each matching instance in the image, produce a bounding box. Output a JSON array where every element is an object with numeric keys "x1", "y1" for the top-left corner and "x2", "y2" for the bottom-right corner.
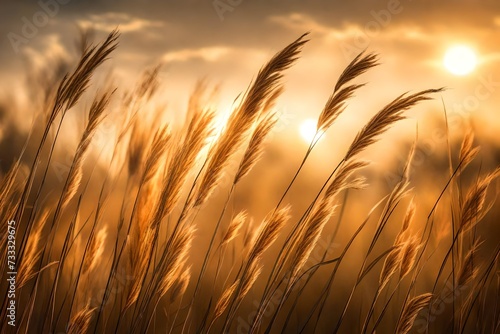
[
  {"x1": 316, "y1": 52, "x2": 378, "y2": 133},
  {"x1": 261, "y1": 86, "x2": 283, "y2": 114},
  {"x1": 346, "y1": 88, "x2": 443, "y2": 159},
  {"x1": 460, "y1": 167, "x2": 500, "y2": 232},
  {"x1": 396, "y1": 198, "x2": 416, "y2": 245},
  {"x1": 221, "y1": 211, "x2": 247, "y2": 247},
  {"x1": 248, "y1": 206, "x2": 291, "y2": 262},
  {"x1": 234, "y1": 112, "x2": 278, "y2": 184},
  {"x1": 126, "y1": 227, "x2": 155, "y2": 308},
  {"x1": 458, "y1": 129, "x2": 480, "y2": 171},
  {"x1": 235, "y1": 206, "x2": 290, "y2": 311},
  {"x1": 379, "y1": 198, "x2": 416, "y2": 289},
  {"x1": 170, "y1": 266, "x2": 191, "y2": 304},
  {"x1": 399, "y1": 236, "x2": 421, "y2": 279},
  {"x1": 291, "y1": 198, "x2": 336, "y2": 280},
  {"x1": 67, "y1": 302, "x2": 96, "y2": 334},
  {"x1": 379, "y1": 244, "x2": 403, "y2": 291},
  {"x1": 326, "y1": 159, "x2": 370, "y2": 198},
  {"x1": 151, "y1": 109, "x2": 215, "y2": 228},
  {"x1": 457, "y1": 239, "x2": 482, "y2": 287},
  {"x1": 240, "y1": 261, "x2": 263, "y2": 301},
  {"x1": 214, "y1": 280, "x2": 240, "y2": 320},
  {"x1": 194, "y1": 34, "x2": 308, "y2": 206},
  {"x1": 17, "y1": 209, "x2": 50, "y2": 288},
  {"x1": 127, "y1": 119, "x2": 149, "y2": 177},
  {"x1": 396, "y1": 293, "x2": 433, "y2": 334},
  {"x1": 142, "y1": 126, "x2": 171, "y2": 184},
  {"x1": 49, "y1": 30, "x2": 119, "y2": 126},
  {"x1": 61, "y1": 91, "x2": 113, "y2": 212},
  {"x1": 131, "y1": 126, "x2": 171, "y2": 232},
  {"x1": 335, "y1": 52, "x2": 379, "y2": 92},
  {"x1": 242, "y1": 217, "x2": 257, "y2": 254},
  {"x1": 136, "y1": 64, "x2": 162, "y2": 101},
  {"x1": 82, "y1": 226, "x2": 107, "y2": 275},
  {"x1": 157, "y1": 226, "x2": 195, "y2": 298}
]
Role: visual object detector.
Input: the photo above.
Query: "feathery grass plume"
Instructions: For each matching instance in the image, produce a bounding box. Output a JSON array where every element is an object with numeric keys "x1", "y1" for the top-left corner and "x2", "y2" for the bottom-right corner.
[
  {"x1": 396, "y1": 293, "x2": 433, "y2": 334},
  {"x1": 67, "y1": 302, "x2": 96, "y2": 334},
  {"x1": 240, "y1": 261, "x2": 263, "y2": 300},
  {"x1": 122, "y1": 65, "x2": 161, "y2": 107},
  {"x1": 17, "y1": 209, "x2": 50, "y2": 288},
  {"x1": 126, "y1": 227, "x2": 155, "y2": 308},
  {"x1": 242, "y1": 217, "x2": 256, "y2": 253},
  {"x1": 317, "y1": 84, "x2": 364, "y2": 134},
  {"x1": 335, "y1": 52, "x2": 379, "y2": 92},
  {"x1": 14, "y1": 31, "x2": 119, "y2": 233},
  {"x1": 291, "y1": 198, "x2": 336, "y2": 280},
  {"x1": 460, "y1": 167, "x2": 500, "y2": 232},
  {"x1": 345, "y1": 88, "x2": 443, "y2": 159},
  {"x1": 399, "y1": 236, "x2": 421, "y2": 279},
  {"x1": 457, "y1": 239, "x2": 482, "y2": 287},
  {"x1": 396, "y1": 198, "x2": 416, "y2": 245},
  {"x1": 133, "y1": 126, "x2": 171, "y2": 225},
  {"x1": 128, "y1": 125, "x2": 170, "y2": 251},
  {"x1": 377, "y1": 190, "x2": 415, "y2": 291},
  {"x1": 142, "y1": 126, "x2": 171, "y2": 183},
  {"x1": 233, "y1": 206, "x2": 290, "y2": 317},
  {"x1": 136, "y1": 64, "x2": 162, "y2": 101},
  {"x1": 117, "y1": 67, "x2": 163, "y2": 153},
  {"x1": 261, "y1": 86, "x2": 283, "y2": 114},
  {"x1": 248, "y1": 206, "x2": 291, "y2": 262},
  {"x1": 405, "y1": 143, "x2": 417, "y2": 177},
  {"x1": 127, "y1": 118, "x2": 149, "y2": 177},
  {"x1": 234, "y1": 207, "x2": 290, "y2": 317},
  {"x1": 151, "y1": 109, "x2": 215, "y2": 228},
  {"x1": 379, "y1": 244, "x2": 403, "y2": 291},
  {"x1": 82, "y1": 226, "x2": 107, "y2": 275},
  {"x1": 60, "y1": 91, "x2": 113, "y2": 212},
  {"x1": 234, "y1": 112, "x2": 277, "y2": 183},
  {"x1": 458, "y1": 129, "x2": 480, "y2": 171},
  {"x1": 325, "y1": 159, "x2": 370, "y2": 198},
  {"x1": 221, "y1": 211, "x2": 247, "y2": 247},
  {"x1": 158, "y1": 226, "x2": 195, "y2": 298},
  {"x1": 49, "y1": 30, "x2": 119, "y2": 126},
  {"x1": 194, "y1": 34, "x2": 308, "y2": 206},
  {"x1": 213, "y1": 280, "x2": 240, "y2": 320},
  {"x1": 371, "y1": 179, "x2": 411, "y2": 248},
  {"x1": 170, "y1": 266, "x2": 191, "y2": 304},
  {"x1": 317, "y1": 52, "x2": 378, "y2": 133}
]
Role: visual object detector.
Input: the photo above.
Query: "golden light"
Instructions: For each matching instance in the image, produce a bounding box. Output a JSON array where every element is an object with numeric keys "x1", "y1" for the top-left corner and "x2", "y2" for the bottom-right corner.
[
  {"x1": 443, "y1": 45, "x2": 477, "y2": 76},
  {"x1": 299, "y1": 118, "x2": 323, "y2": 143}
]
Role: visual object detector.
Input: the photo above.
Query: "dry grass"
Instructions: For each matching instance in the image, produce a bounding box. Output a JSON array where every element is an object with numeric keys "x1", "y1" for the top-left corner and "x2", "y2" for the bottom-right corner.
[{"x1": 0, "y1": 29, "x2": 498, "y2": 334}]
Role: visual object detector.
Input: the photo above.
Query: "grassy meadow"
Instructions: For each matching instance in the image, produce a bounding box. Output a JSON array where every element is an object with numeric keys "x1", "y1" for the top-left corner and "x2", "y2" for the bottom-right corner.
[{"x1": 0, "y1": 29, "x2": 499, "y2": 334}]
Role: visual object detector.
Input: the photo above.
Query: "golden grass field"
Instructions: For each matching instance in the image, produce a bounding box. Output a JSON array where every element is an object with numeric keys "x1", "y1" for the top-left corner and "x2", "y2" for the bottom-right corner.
[{"x1": 0, "y1": 29, "x2": 499, "y2": 334}]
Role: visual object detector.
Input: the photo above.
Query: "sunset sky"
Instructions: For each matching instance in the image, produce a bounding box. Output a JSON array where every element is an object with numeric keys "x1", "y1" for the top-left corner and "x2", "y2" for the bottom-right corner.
[{"x1": 1, "y1": 0, "x2": 500, "y2": 168}]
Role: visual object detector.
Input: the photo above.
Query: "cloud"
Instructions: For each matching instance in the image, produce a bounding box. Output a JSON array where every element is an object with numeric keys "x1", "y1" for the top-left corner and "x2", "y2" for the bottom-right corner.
[
  {"x1": 161, "y1": 46, "x2": 231, "y2": 63},
  {"x1": 21, "y1": 34, "x2": 71, "y2": 71},
  {"x1": 268, "y1": 13, "x2": 332, "y2": 35},
  {"x1": 78, "y1": 12, "x2": 164, "y2": 33}
]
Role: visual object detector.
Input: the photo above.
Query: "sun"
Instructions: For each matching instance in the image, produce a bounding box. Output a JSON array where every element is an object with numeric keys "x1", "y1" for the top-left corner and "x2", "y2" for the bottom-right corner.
[
  {"x1": 443, "y1": 45, "x2": 477, "y2": 76},
  {"x1": 299, "y1": 118, "x2": 324, "y2": 143}
]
